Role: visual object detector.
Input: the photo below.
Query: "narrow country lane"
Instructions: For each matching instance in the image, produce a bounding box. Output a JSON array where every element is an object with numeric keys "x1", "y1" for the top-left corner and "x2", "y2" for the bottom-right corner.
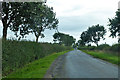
[{"x1": 55, "y1": 50, "x2": 118, "y2": 78}]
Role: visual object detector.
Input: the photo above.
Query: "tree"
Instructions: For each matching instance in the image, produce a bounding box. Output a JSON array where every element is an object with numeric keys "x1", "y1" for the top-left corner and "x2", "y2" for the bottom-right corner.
[
  {"x1": 80, "y1": 31, "x2": 91, "y2": 45},
  {"x1": 1, "y1": 2, "x2": 34, "y2": 40},
  {"x1": 80, "y1": 24, "x2": 106, "y2": 46},
  {"x1": 30, "y1": 3, "x2": 58, "y2": 42},
  {"x1": 108, "y1": 9, "x2": 120, "y2": 43},
  {"x1": 1, "y1": 2, "x2": 56, "y2": 41},
  {"x1": 53, "y1": 33, "x2": 76, "y2": 46},
  {"x1": 87, "y1": 24, "x2": 106, "y2": 46},
  {"x1": 76, "y1": 40, "x2": 86, "y2": 47}
]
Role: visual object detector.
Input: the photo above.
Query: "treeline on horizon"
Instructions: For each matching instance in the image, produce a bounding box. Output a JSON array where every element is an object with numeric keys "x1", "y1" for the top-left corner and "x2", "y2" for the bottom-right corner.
[{"x1": 78, "y1": 43, "x2": 120, "y2": 55}]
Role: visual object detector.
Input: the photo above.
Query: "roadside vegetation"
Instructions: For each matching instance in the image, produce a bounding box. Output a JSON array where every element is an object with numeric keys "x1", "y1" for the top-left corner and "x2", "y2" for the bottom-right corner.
[
  {"x1": 2, "y1": 50, "x2": 70, "y2": 78},
  {"x1": 53, "y1": 32, "x2": 76, "y2": 46},
  {"x1": 81, "y1": 50, "x2": 119, "y2": 65},
  {"x1": 2, "y1": 39, "x2": 72, "y2": 76},
  {"x1": 1, "y1": 1, "x2": 120, "y2": 79},
  {"x1": 78, "y1": 43, "x2": 120, "y2": 65},
  {"x1": 76, "y1": 9, "x2": 120, "y2": 65},
  {"x1": 1, "y1": 2, "x2": 74, "y2": 77}
]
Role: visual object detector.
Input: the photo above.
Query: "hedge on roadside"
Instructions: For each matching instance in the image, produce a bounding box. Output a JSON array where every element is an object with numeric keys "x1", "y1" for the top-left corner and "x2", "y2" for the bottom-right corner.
[{"x1": 2, "y1": 39, "x2": 72, "y2": 76}]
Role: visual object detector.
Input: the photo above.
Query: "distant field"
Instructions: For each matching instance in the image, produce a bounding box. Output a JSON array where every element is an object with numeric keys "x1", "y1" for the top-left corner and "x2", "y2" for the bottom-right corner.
[
  {"x1": 81, "y1": 50, "x2": 119, "y2": 65},
  {"x1": 2, "y1": 50, "x2": 70, "y2": 78},
  {"x1": 2, "y1": 39, "x2": 72, "y2": 76}
]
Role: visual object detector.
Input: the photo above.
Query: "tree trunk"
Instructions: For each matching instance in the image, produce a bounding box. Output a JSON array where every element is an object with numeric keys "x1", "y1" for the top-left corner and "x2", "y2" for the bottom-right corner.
[
  {"x1": 96, "y1": 42, "x2": 98, "y2": 47},
  {"x1": 97, "y1": 44, "x2": 98, "y2": 47},
  {"x1": 36, "y1": 36, "x2": 39, "y2": 43},
  {"x1": 2, "y1": 3, "x2": 8, "y2": 40},
  {"x1": 3, "y1": 26, "x2": 8, "y2": 40}
]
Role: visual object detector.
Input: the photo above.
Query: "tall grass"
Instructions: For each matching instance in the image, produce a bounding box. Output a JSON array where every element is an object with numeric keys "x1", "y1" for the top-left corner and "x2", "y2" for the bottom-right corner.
[
  {"x1": 2, "y1": 39, "x2": 72, "y2": 76},
  {"x1": 82, "y1": 50, "x2": 119, "y2": 65},
  {"x1": 78, "y1": 43, "x2": 120, "y2": 65}
]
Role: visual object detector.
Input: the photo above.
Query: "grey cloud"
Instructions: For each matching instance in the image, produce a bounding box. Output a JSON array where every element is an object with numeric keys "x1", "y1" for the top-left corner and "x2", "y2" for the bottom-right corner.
[{"x1": 58, "y1": 13, "x2": 109, "y2": 33}]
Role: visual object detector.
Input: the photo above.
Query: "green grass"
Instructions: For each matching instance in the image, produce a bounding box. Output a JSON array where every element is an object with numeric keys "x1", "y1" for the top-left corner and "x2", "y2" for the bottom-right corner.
[
  {"x1": 3, "y1": 50, "x2": 71, "y2": 78},
  {"x1": 81, "y1": 50, "x2": 119, "y2": 65}
]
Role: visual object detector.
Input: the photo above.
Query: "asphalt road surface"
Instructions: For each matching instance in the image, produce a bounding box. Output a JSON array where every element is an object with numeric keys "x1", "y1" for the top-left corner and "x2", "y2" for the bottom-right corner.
[{"x1": 56, "y1": 50, "x2": 118, "y2": 78}]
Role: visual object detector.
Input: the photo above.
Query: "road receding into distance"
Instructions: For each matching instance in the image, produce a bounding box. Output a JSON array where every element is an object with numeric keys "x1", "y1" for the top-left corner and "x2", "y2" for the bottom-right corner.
[{"x1": 55, "y1": 50, "x2": 118, "y2": 78}]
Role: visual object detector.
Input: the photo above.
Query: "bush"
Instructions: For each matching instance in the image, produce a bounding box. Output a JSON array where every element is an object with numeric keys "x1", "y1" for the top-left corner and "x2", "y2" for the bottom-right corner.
[
  {"x1": 2, "y1": 39, "x2": 72, "y2": 76},
  {"x1": 110, "y1": 43, "x2": 120, "y2": 52},
  {"x1": 78, "y1": 46, "x2": 96, "y2": 50},
  {"x1": 96, "y1": 44, "x2": 110, "y2": 50},
  {"x1": 89, "y1": 46, "x2": 96, "y2": 50},
  {"x1": 78, "y1": 43, "x2": 120, "y2": 55}
]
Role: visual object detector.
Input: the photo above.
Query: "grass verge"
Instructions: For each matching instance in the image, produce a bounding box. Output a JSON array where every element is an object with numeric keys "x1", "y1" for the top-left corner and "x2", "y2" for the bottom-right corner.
[
  {"x1": 3, "y1": 50, "x2": 71, "y2": 78},
  {"x1": 81, "y1": 50, "x2": 119, "y2": 66}
]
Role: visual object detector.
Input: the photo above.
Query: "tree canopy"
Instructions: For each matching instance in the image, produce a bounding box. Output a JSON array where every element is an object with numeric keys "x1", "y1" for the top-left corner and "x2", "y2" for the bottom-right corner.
[
  {"x1": 29, "y1": 3, "x2": 58, "y2": 42},
  {"x1": 108, "y1": 9, "x2": 120, "y2": 43},
  {"x1": 80, "y1": 31, "x2": 91, "y2": 45},
  {"x1": 1, "y1": 2, "x2": 58, "y2": 42},
  {"x1": 53, "y1": 32, "x2": 76, "y2": 46},
  {"x1": 2, "y1": 2, "x2": 33, "y2": 39},
  {"x1": 79, "y1": 24, "x2": 106, "y2": 46}
]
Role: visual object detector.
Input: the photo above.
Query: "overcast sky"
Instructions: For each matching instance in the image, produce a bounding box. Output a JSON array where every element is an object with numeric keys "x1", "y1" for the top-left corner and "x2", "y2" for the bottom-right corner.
[{"x1": 0, "y1": 0, "x2": 119, "y2": 45}]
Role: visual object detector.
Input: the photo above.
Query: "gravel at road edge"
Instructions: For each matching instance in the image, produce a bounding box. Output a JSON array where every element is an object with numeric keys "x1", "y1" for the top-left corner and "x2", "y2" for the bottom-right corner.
[{"x1": 44, "y1": 53, "x2": 67, "y2": 78}]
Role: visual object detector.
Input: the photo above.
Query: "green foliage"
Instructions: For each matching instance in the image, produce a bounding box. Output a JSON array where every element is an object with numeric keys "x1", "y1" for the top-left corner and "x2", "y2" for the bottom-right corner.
[
  {"x1": 53, "y1": 32, "x2": 76, "y2": 46},
  {"x1": 96, "y1": 44, "x2": 110, "y2": 50},
  {"x1": 2, "y1": 39, "x2": 72, "y2": 76},
  {"x1": 80, "y1": 24, "x2": 106, "y2": 46},
  {"x1": 80, "y1": 31, "x2": 91, "y2": 45},
  {"x1": 95, "y1": 43, "x2": 120, "y2": 53},
  {"x1": 2, "y1": 2, "x2": 34, "y2": 39},
  {"x1": 108, "y1": 9, "x2": 120, "y2": 42},
  {"x1": 87, "y1": 24, "x2": 106, "y2": 46},
  {"x1": 110, "y1": 43, "x2": 120, "y2": 52},
  {"x1": 2, "y1": 2, "x2": 58, "y2": 41},
  {"x1": 29, "y1": 3, "x2": 59, "y2": 42},
  {"x1": 78, "y1": 43, "x2": 120, "y2": 56},
  {"x1": 79, "y1": 43, "x2": 120, "y2": 65},
  {"x1": 76, "y1": 40, "x2": 86, "y2": 47},
  {"x1": 78, "y1": 46, "x2": 96, "y2": 50},
  {"x1": 2, "y1": 50, "x2": 70, "y2": 78}
]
